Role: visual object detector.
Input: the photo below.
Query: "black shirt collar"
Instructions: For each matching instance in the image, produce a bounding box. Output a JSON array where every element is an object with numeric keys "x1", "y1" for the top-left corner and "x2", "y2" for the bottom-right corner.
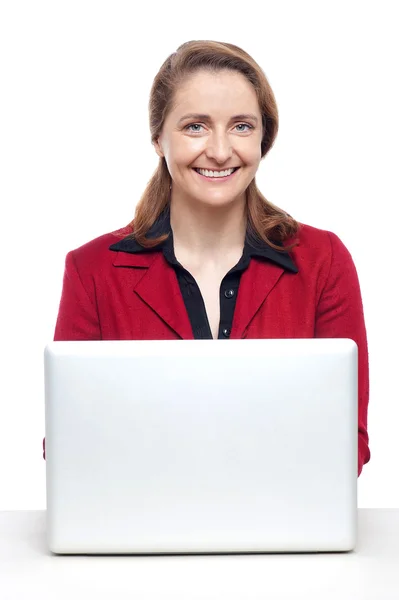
[{"x1": 110, "y1": 207, "x2": 298, "y2": 273}]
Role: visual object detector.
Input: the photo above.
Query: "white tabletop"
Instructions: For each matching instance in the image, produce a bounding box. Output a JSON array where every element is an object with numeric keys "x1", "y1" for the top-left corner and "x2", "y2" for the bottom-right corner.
[{"x1": 1, "y1": 509, "x2": 398, "y2": 599}]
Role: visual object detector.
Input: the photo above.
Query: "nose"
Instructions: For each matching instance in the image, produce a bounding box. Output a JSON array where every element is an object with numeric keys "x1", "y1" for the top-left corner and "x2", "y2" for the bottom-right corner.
[{"x1": 204, "y1": 130, "x2": 233, "y2": 164}]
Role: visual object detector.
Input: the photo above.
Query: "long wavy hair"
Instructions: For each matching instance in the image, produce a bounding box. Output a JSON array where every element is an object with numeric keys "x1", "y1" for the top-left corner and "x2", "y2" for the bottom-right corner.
[{"x1": 128, "y1": 40, "x2": 299, "y2": 252}]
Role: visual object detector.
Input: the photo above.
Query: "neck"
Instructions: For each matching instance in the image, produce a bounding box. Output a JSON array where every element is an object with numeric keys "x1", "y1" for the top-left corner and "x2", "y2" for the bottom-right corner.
[{"x1": 169, "y1": 193, "x2": 247, "y2": 262}]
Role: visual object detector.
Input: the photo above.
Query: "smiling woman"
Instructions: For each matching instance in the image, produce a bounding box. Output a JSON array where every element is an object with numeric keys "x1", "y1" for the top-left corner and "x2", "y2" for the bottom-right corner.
[
  {"x1": 46, "y1": 40, "x2": 371, "y2": 477},
  {"x1": 131, "y1": 41, "x2": 296, "y2": 252},
  {"x1": 154, "y1": 69, "x2": 262, "y2": 204},
  {"x1": 154, "y1": 69, "x2": 264, "y2": 213}
]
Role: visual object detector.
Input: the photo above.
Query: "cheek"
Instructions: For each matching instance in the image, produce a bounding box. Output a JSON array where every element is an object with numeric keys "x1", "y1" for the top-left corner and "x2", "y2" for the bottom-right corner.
[
  {"x1": 251, "y1": 136, "x2": 263, "y2": 162},
  {"x1": 173, "y1": 139, "x2": 205, "y2": 164},
  {"x1": 231, "y1": 136, "x2": 262, "y2": 165},
  {"x1": 183, "y1": 137, "x2": 206, "y2": 155},
  {"x1": 242, "y1": 145, "x2": 262, "y2": 167}
]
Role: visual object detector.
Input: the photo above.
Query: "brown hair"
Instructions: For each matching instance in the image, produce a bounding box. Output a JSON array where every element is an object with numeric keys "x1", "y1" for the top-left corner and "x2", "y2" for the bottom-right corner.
[{"x1": 128, "y1": 40, "x2": 299, "y2": 252}]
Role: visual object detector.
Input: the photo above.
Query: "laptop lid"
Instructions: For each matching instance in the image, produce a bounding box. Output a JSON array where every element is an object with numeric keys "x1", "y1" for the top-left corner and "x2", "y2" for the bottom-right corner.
[{"x1": 44, "y1": 338, "x2": 358, "y2": 554}]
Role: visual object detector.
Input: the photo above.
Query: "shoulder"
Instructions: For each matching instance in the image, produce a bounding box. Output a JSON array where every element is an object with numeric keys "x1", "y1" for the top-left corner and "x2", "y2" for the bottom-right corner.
[
  {"x1": 293, "y1": 221, "x2": 341, "y2": 247},
  {"x1": 288, "y1": 221, "x2": 354, "y2": 272},
  {"x1": 64, "y1": 225, "x2": 133, "y2": 270}
]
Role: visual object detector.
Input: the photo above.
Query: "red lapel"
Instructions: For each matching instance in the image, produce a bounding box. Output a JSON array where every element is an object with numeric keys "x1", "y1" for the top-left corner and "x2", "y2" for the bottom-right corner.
[
  {"x1": 231, "y1": 257, "x2": 285, "y2": 338},
  {"x1": 112, "y1": 251, "x2": 194, "y2": 339}
]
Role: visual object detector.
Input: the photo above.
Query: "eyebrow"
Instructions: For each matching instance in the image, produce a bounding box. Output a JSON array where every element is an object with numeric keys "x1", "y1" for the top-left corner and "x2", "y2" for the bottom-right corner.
[{"x1": 177, "y1": 113, "x2": 259, "y2": 126}]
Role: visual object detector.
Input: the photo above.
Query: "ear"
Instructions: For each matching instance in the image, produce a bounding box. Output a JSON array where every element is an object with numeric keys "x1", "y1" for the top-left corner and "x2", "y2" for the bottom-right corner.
[{"x1": 153, "y1": 137, "x2": 164, "y2": 159}]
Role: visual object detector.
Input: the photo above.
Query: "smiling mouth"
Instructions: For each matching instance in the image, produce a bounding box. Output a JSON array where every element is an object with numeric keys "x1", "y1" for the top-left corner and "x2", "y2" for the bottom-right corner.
[{"x1": 193, "y1": 167, "x2": 240, "y2": 178}]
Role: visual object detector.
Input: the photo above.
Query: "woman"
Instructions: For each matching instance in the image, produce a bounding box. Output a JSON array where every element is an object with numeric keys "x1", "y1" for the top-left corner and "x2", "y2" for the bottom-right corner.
[{"x1": 43, "y1": 40, "x2": 370, "y2": 475}]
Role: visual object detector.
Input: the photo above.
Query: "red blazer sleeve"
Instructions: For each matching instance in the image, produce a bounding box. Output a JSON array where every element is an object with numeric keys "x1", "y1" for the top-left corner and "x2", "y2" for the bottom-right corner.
[
  {"x1": 43, "y1": 251, "x2": 101, "y2": 460},
  {"x1": 53, "y1": 250, "x2": 101, "y2": 342},
  {"x1": 315, "y1": 232, "x2": 370, "y2": 477}
]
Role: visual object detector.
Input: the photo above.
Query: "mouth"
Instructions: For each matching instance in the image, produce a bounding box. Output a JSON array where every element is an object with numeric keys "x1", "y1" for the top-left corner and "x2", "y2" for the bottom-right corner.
[{"x1": 192, "y1": 167, "x2": 240, "y2": 181}]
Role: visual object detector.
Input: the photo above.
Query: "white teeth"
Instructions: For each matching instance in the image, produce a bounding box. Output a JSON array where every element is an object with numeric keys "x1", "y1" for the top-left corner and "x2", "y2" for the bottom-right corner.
[{"x1": 197, "y1": 168, "x2": 236, "y2": 178}]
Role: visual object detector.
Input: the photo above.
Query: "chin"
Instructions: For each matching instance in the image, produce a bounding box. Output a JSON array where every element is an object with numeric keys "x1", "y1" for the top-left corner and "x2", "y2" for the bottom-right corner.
[{"x1": 197, "y1": 192, "x2": 244, "y2": 207}]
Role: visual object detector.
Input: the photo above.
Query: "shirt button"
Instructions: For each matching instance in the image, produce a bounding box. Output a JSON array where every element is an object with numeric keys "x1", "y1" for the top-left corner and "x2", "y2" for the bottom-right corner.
[
  {"x1": 222, "y1": 328, "x2": 231, "y2": 338},
  {"x1": 224, "y1": 289, "x2": 235, "y2": 298}
]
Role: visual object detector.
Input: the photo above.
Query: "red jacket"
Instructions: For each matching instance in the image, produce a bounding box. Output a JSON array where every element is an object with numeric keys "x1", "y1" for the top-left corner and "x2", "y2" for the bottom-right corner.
[{"x1": 44, "y1": 222, "x2": 371, "y2": 475}]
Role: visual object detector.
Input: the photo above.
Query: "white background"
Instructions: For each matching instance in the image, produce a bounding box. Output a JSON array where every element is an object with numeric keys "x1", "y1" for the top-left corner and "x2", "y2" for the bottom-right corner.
[{"x1": 0, "y1": 0, "x2": 397, "y2": 509}]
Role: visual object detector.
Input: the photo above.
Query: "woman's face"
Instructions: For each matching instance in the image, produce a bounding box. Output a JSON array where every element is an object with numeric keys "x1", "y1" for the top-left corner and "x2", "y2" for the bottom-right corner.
[{"x1": 154, "y1": 69, "x2": 263, "y2": 208}]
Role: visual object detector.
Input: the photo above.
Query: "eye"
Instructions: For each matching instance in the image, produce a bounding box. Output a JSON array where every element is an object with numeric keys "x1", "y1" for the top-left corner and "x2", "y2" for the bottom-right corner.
[
  {"x1": 185, "y1": 123, "x2": 204, "y2": 133},
  {"x1": 235, "y1": 123, "x2": 253, "y2": 132}
]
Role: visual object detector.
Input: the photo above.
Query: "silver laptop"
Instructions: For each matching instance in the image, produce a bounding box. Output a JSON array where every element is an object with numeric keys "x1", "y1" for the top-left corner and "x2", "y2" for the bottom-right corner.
[{"x1": 44, "y1": 338, "x2": 358, "y2": 554}]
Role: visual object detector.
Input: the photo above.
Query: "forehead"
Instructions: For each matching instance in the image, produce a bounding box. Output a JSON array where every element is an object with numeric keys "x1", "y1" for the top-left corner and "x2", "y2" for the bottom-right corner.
[{"x1": 170, "y1": 70, "x2": 261, "y2": 117}]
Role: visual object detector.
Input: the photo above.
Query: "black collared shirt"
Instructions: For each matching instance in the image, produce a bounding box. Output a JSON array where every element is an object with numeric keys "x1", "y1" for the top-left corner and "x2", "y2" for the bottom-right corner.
[{"x1": 110, "y1": 207, "x2": 297, "y2": 339}]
